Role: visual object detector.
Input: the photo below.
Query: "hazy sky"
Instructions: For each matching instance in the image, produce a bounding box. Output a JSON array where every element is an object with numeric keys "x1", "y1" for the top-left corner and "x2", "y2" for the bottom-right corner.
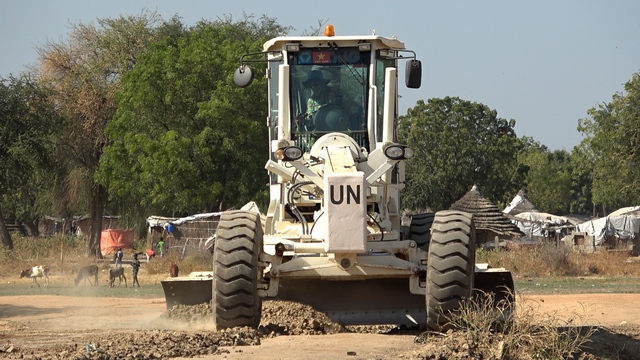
[{"x1": 1, "y1": 0, "x2": 638, "y2": 150}]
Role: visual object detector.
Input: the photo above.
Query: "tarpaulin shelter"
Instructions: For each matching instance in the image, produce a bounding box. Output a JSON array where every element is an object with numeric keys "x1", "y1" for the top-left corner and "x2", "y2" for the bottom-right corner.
[
  {"x1": 503, "y1": 190, "x2": 538, "y2": 215},
  {"x1": 510, "y1": 211, "x2": 579, "y2": 238},
  {"x1": 608, "y1": 206, "x2": 640, "y2": 217},
  {"x1": 145, "y1": 202, "x2": 262, "y2": 257},
  {"x1": 75, "y1": 215, "x2": 122, "y2": 238},
  {"x1": 100, "y1": 229, "x2": 135, "y2": 256},
  {"x1": 576, "y1": 215, "x2": 640, "y2": 246},
  {"x1": 146, "y1": 213, "x2": 221, "y2": 257}
]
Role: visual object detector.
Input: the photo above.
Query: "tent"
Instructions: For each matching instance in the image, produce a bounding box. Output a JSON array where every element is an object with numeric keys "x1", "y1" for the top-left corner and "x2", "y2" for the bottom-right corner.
[
  {"x1": 100, "y1": 229, "x2": 135, "y2": 256},
  {"x1": 503, "y1": 190, "x2": 538, "y2": 215},
  {"x1": 609, "y1": 206, "x2": 640, "y2": 217},
  {"x1": 511, "y1": 211, "x2": 579, "y2": 238},
  {"x1": 576, "y1": 216, "x2": 640, "y2": 246}
]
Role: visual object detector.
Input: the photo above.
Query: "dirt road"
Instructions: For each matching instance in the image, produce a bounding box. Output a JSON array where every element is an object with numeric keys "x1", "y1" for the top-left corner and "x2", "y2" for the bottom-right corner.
[{"x1": 1, "y1": 294, "x2": 640, "y2": 359}]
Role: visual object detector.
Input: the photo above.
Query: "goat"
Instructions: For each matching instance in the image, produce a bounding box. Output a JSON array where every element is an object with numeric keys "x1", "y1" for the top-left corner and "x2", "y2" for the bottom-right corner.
[
  {"x1": 169, "y1": 263, "x2": 179, "y2": 278},
  {"x1": 108, "y1": 267, "x2": 127, "y2": 288},
  {"x1": 74, "y1": 264, "x2": 99, "y2": 286},
  {"x1": 20, "y1": 265, "x2": 50, "y2": 288}
]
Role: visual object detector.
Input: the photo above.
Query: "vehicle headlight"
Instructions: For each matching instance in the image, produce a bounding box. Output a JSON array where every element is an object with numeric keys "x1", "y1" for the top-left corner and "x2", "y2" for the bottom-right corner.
[
  {"x1": 384, "y1": 144, "x2": 413, "y2": 160},
  {"x1": 275, "y1": 146, "x2": 303, "y2": 161},
  {"x1": 403, "y1": 147, "x2": 414, "y2": 159}
]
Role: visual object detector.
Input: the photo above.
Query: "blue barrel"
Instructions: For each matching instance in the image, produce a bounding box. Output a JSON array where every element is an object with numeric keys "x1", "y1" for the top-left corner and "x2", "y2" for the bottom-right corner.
[{"x1": 167, "y1": 224, "x2": 174, "y2": 233}]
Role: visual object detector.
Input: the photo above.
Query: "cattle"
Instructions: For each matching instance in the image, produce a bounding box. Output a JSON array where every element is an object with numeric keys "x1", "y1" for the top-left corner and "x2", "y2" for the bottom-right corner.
[
  {"x1": 74, "y1": 264, "x2": 99, "y2": 286},
  {"x1": 108, "y1": 267, "x2": 127, "y2": 288},
  {"x1": 20, "y1": 265, "x2": 50, "y2": 287},
  {"x1": 169, "y1": 263, "x2": 179, "y2": 278}
]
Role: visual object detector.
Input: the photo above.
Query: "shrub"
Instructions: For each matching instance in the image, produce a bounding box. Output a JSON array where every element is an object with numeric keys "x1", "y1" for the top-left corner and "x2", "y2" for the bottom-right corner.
[
  {"x1": 143, "y1": 251, "x2": 212, "y2": 276},
  {"x1": 477, "y1": 242, "x2": 640, "y2": 277},
  {"x1": 418, "y1": 291, "x2": 596, "y2": 359},
  {"x1": 0, "y1": 235, "x2": 88, "y2": 277}
]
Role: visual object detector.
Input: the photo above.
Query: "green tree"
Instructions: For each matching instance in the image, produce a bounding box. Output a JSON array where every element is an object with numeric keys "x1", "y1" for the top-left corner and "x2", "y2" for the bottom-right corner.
[
  {"x1": 98, "y1": 16, "x2": 290, "y2": 215},
  {"x1": 36, "y1": 12, "x2": 163, "y2": 256},
  {"x1": 399, "y1": 97, "x2": 522, "y2": 211},
  {"x1": 519, "y1": 148, "x2": 573, "y2": 214},
  {"x1": 578, "y1": 72, "x2": 640, "y2": 211},
  {"x1": 0, "y1": 76, "x2": 59, "y2": 248},
  {"x1": 568, "y1": 146, "x2": 594, "y2": 215}
]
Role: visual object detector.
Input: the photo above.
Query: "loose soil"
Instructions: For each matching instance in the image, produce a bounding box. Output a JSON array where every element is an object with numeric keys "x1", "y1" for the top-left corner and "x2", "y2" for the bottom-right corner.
[{"x1": 1, "y1": 293, "x2": 640, "y2": 359}]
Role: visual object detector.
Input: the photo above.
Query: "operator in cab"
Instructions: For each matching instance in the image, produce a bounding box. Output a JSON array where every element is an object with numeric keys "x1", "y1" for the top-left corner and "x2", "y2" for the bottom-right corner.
[
  {"x1": 303, "y1": 69, "x2": 356, "y2": 132},
  {"x1": 304, "y1": 70, "x2": 334, "y2": 117}
]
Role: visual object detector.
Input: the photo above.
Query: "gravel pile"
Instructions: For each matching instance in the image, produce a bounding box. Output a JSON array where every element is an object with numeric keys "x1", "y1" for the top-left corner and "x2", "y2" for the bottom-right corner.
[
  {"x1": 2, "y1": 298, "x2": 631, "y2": 359},
  {"x1": 2, "y1": 300, "x2": 408, "y2": 360}
]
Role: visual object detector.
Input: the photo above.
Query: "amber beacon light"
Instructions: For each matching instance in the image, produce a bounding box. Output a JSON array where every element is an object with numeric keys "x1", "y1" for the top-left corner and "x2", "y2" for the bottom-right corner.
[{"x1": 324, "y1": 24, "x2": 335, "y2": 37}]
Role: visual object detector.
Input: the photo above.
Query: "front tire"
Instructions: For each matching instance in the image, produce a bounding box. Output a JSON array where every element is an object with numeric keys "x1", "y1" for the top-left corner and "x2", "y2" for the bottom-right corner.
[
  {"x1": 213, "y1": 210, "x2": 263, "y2": 329},
  {"x1": 426, "y1": 210, "x2": 476, "y2": 331}
]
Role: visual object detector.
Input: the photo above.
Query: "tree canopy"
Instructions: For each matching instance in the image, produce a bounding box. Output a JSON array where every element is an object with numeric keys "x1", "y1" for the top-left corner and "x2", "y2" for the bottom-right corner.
[
  {"x1": 5, "y1": 14, "x2": 639, "y2": 251},
  {"x1": 578, "y1": 72, "x2": 640, "y2": 211},
  {"x1": 97, "y1": 16, "x2": 290, "y2": 215},
  {"x1": 0, "y1": 76, "x2": 59, "y2": 247},
  {"x1": 519, "y1": 148, "x2": 573, "y2": 214},
  {"x1": 399, "y1": 97, "x2": 522, "y2": 211},
  {"x1": 36, "y1": 11, "x2": 164, "y2": 255}
]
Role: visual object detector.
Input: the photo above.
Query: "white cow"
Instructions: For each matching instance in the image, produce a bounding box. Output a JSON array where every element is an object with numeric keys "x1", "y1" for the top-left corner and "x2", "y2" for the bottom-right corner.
[{"x1": 20, "y1": 265, "x2": 50, "y2": 287}]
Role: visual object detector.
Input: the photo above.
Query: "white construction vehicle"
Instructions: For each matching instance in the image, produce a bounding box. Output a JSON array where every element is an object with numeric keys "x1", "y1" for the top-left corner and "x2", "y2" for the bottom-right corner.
[{"x1": 162, "y1": 25, "x2": 514, "y2": 331}]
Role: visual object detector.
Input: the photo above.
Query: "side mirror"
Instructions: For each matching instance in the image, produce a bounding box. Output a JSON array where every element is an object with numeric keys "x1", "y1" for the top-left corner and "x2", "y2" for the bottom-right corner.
[
  {"x1": 405, "y1": 60, "x2": 422, "y2": 89},
  {"x1": 233, "y1": 65, "x2": 254, "y2": 87}
]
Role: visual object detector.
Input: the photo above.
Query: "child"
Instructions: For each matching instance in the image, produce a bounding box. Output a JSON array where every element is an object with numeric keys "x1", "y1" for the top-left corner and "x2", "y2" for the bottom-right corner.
[
  {"x1": 114, "y1": 248, "x2": 124, "y2": 267},
  {"x1": 145, "y1": 248, "x2": 155, "y2": 262},
  {"x1": 131, "y1": 253, "x2": 141, "y2": 287},
  {"x1": 157, "y1": 238, "x2": 165, "y2": 257}
]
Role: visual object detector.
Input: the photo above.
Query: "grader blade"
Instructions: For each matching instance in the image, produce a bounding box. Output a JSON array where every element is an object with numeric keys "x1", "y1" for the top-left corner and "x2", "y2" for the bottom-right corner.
[
  {"x1": 274, "y1": 278, "x2": 426, "y2": 327},
  {"x1": 473, "y1": 268, "x2": 515, "y2": 303},
  {"x1": 161, "y1": 272, "x2": 212, "y2": 310}
]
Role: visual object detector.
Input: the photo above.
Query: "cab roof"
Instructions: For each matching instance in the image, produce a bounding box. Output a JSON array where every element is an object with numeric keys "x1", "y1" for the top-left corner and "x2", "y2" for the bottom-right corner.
[{"x1": 263, "y1": 35, "x2": 406, "y2": 52}]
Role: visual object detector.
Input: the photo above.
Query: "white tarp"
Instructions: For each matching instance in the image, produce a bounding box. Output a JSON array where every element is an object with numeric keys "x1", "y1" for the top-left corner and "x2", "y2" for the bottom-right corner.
[
  {"x1": 146, "y1": 202, "x2": 261, "y2": 232},
  {"x1": 513, "y1": 211, "x2": 573, "y2": 224},
  {"x1": 168, "y1": 212, "x2": 222, "y2": 226},
  {"x1": 146, "y1": 216, "x2": 177, "y2": 228},
  {"x1": 503, "y1": 193, "x2": 526, "y2": 214},
  {"x1": 609, "y1": 206, "x2": 640, "y2": 216},
  {"x1": 503, "y1": 193, "x2": 537, "y2": 214},
  {"x1": 511, "y1": 211, "x2": 575, "y2": 237},
  {"x1": 576, "y1": 215, "x2": 640, "y2": 245}
]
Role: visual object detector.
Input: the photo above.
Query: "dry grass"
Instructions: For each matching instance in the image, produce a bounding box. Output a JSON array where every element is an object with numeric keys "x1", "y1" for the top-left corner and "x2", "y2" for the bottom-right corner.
[
  {"x1": 0, "y1": 234, "x2": 212, "y2": 282},
  {"x1": 477, "y1": 242, "x2": 640, "y2": 277},
  {"x1": 4, "y1": 235, "x2": 638, "y2": 280},
  {"x1": 144, "y1": 251, "x2": 212, "y2": 276},
  {"x1": 2, "y1": 235, "x2": 623, "y2": 357},
  {"x1": 419, "y1": 291, "x2": 597, "y2": 359}
]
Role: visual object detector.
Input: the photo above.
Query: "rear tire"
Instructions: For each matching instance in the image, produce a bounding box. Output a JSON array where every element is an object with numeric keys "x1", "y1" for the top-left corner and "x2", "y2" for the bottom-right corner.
[
  {"x1": 409, "y1": 213, "x2": 434, "y2": 250},
  {"x1": 213, "y1": 210, "x2": 263, "y2": 329},
  {"x1": 426, "y1": 210, "x2": 476, "y2": 332}
]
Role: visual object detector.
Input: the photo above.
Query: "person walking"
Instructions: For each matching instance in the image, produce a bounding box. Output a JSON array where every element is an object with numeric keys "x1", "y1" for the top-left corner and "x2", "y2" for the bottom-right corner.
[
  {"x1": 114, "y1": 248, "x2": 124, "y2": 268},
  {"x1": 157, "y1": 238, "x2": 165, "y2": 257},
  {"x1": 131, "y1": 253, "x2": 141, "y2": 287}
]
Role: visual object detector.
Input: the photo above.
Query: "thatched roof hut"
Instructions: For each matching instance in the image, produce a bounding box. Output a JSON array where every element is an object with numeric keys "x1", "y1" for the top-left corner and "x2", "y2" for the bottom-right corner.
[{"x1": 449, "y1": 185, "x2": 524, "y2": 245}]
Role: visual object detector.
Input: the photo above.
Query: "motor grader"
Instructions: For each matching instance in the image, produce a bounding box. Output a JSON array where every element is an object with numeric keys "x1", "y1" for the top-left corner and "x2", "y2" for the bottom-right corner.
[{"x1": 162, "y1": 25, "x2": 514, "y2": 331}]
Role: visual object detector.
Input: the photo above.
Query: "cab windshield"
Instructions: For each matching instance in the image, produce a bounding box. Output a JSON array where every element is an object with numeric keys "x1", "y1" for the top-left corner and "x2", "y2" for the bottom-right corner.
[{"x1": 289, "y1": 47, "x2": 370, "y2": 151}]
